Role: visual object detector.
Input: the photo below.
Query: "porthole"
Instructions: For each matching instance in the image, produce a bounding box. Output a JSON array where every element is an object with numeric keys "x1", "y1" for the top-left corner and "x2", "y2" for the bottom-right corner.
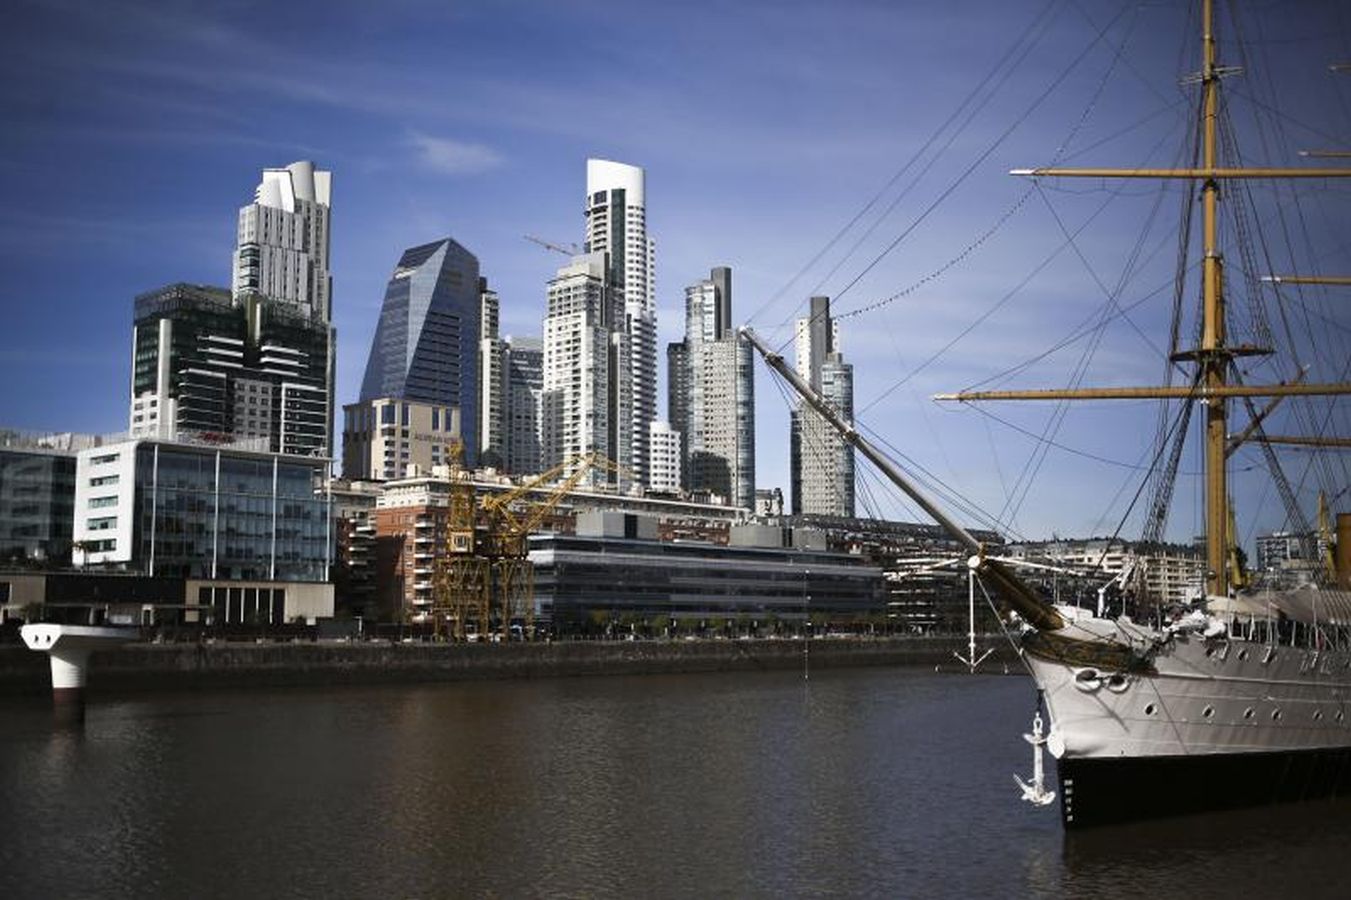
[
  {"x1": 1238, "y1": 649, "x2": 1249, "y2": 661},
  {"x1": 1272, "y1": 709, "x2": 1282, "y2": 721},
  {"x1": 1314, "y1": 710, "x2": 1324, "y2": 721},
  {"x1": 1204, "y1": 647, "x2": 1215, "y2": 658},
  {"x1": 1244, "y1": 708, "x2": 1255, "y2": 720},
  {"x1": 1202, "y1": 706, "x2": 1215, "y2": 719},
  {"x1": 1144, "y1": 703, "x2": 1157, "y2": 717},
  {"x1": 1338, "y1": 711, "x2": 1345, "y2": 722}
]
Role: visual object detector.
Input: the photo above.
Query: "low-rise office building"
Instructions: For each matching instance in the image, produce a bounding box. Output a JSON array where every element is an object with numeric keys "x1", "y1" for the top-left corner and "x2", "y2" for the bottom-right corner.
[
  {"x1": 69, "y1": 437, "x2": 333, "y2": 624},
  {"x1": 530, "y1": 513, "x2": 885, "y2": 630},
  {"x1": 0, "y1": 435, "x2": 80, "y2": 567}
]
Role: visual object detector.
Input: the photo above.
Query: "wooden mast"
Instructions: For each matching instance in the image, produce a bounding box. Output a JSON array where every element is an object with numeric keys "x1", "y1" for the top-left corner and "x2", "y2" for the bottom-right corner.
[
  {"x1": 937, "y1": 0, "x2": 1351, "y2": 597},
  {"x1": 1199, "y1": 0, "x2": 1227, "y2": 598}
]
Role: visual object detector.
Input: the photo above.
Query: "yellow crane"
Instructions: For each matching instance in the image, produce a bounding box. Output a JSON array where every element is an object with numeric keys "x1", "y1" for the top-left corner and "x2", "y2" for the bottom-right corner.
[
  {"x1": 481, "y1": 452, "x2": 626, "y2": 639},
  {"x1": 430, "y1": 449, "x2": 626, "y2": 639},
  {"x1": 430, "y1": 441, "x2": 490, "y2": 639}
]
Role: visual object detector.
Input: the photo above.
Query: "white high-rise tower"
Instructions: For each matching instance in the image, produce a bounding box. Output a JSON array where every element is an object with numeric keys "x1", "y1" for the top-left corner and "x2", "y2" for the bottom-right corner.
[
  {"x1": 542, "y1": 252, "x2": 629, "y2": 488},
  {"x1": 233, "y1": 161, "x2": 333, "y2": 322},
  {"x1": 584, "y1": 159, "x2": 656, "y2": 487},
  {"x1": 232, "y1": 160, "x2": 335, "y2": 456}
]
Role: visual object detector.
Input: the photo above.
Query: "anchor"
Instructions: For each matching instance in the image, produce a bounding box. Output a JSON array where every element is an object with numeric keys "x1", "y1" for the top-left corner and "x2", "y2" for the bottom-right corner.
[{"x1": 1014, "y1": 711, "x2": 1057, "y2": 807}]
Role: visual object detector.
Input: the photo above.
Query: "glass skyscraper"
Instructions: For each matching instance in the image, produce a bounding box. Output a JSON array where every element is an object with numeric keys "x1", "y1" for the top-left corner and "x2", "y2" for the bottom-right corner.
[{"x1": 358, "y1": 238, "x2": 481, "y2": 463}]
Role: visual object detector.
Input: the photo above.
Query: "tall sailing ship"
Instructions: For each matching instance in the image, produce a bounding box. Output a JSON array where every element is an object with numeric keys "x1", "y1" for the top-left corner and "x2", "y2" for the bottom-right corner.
[{"x1": 744, "y1": 0, "x2": 1351, "y2": 828}]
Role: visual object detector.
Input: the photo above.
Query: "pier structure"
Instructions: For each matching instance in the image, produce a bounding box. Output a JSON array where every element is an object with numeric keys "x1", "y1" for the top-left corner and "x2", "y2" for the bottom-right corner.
[{"x1": 20, "y1": 624, "x2": 136, "y2": 722}]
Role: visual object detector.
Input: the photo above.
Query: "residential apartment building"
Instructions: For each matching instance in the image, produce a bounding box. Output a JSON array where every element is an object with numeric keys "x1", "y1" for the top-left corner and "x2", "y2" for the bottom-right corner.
[
  {"x1": 541, "y1": 252, "x2": 629, "y2": 487},
  {"x1": 1003, "y1": 539, "x2": 1204, "y2": 608},
  {"x1": 648, "y1": 420, "x2": 682, "y2": 494},
  {"x1": 502, "y1": 336, "x2": 544, "y2": 475},
  {"x1": 583, "y1": 159, "x2": 655, "y2": 488},
  {"x1": 370, "y1": 476, "x2": 449, "y2": 620},
  {"x1": 791, "y1": 296, "x2": 854, "y2": 517},
  {"x1": 671, "y1": 267, "x2": 755, "y2": 508},
  {"x1": 232, "y1": 160, "x2": 333, "y2": 322},
  {"x1": 478, "y1": 282, "x2": 504, "y2": 468},
  {"x1": 231, "y1": 160, "x2": 336, "y2": 452}
]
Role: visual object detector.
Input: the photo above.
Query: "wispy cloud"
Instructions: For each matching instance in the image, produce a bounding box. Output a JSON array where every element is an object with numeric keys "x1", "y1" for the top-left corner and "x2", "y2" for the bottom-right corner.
[{"x1": 407, "y1": 131, "x2": 503, "y2": 175}]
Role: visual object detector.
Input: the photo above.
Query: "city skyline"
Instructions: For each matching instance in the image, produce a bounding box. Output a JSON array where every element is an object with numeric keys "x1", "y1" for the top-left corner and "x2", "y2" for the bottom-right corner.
[{"x1": 2, "y1": 0, "x2": 1348, "y2": 546}]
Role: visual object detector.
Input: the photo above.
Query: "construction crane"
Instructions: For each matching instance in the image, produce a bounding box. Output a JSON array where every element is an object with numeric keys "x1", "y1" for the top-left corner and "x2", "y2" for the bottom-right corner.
[
  {"x1": 481, "y1": 452, "x2": 626, "y2": 639},
  {"x1": 430, "y1": 441, "x2": 490, "y2": 640},
  {"x1": 430, "y1": 449, "x2": 625, "y2": 639},
  {"x1": 524, "y1": 234, "x2": 579, "y2": 257}
]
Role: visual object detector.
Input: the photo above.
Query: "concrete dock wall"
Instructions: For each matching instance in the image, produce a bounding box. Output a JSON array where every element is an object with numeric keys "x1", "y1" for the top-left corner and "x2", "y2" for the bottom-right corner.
[{"x1": 0, "y1": 635, "x2": 1020, "y2": 696}]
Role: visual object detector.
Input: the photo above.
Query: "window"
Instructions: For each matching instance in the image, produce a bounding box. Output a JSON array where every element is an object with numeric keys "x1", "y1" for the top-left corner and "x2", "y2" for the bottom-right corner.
[
  {"x1": 90, "y1": 453, "x2": 119, "y2": 465},
  {"x1": 90, "y1": 474, "x2": 119, "y2": 487},
  {"x1": 89, "y1": 496, "x2": 118, "y2": 509},
  {"x1": 88, "y1": 516, "x2": 117, "y2": 531}
]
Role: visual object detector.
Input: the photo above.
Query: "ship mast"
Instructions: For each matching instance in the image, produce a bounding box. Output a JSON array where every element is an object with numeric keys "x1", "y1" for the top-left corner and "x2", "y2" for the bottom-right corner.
[
  {"x1": 935, "y1": 0, "x2": 1351, "y2": 597},
  {"x1": 1200, "y1": 0, "x2": 1226, "y2": 600}
]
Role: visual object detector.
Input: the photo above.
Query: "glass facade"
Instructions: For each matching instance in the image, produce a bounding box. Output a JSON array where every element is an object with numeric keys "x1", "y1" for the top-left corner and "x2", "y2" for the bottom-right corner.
[
  {"x1": 134, "y1": 444, "x2": 327, "y2": 581},
  {"x1": 132, "y1": 283, "x2": 330, "y2": 455},
  {"x1": 358, "y1": 239, "x2": 480, "y2": 463},
  {"x1": 0, "y1": 448, "x2": 76, "y2": 565},
  {"x1": 531, "y1": 535, "x2": 884, "y2": 629}
]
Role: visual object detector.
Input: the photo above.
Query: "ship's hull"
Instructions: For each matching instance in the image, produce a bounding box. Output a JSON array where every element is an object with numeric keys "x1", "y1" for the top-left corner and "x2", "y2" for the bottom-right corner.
[
  {"x1": 1057, "y1": 745, "x2": 1351, "y2": 828},
  {"x1": 1024, "y1": 629, "x2": 1351, "y2": 828}
]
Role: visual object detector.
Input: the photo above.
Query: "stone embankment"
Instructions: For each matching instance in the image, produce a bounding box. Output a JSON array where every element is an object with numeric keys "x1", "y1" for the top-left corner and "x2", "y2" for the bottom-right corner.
[{"x1": 0, "y1": 635, "x2": 1020, "y2": 696}]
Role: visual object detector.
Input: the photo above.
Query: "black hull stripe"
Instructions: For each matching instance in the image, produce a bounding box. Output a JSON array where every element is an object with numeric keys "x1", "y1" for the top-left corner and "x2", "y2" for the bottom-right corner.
[{"x1": 1058, "y1": 747, "x2": 1351, "y2": 828}]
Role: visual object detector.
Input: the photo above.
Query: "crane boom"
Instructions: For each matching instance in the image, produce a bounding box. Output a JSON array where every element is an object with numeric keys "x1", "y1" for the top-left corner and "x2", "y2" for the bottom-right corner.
[{"x1": 524, "y1": 234, "x2": 579, "y2": 256}]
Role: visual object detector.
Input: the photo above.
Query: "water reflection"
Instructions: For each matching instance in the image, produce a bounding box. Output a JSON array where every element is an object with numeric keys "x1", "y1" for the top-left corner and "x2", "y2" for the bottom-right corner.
[{"x1": 3, "y1": 671, "x2": 1348, "y2": 898}]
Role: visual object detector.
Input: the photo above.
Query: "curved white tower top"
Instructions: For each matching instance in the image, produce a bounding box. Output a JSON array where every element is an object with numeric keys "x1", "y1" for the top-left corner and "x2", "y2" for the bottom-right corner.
[
  {"x1": 234, "y1": 160, "x2": 333, "y2": 321},
  {"x1": 582, "y1": 157, "x2": 655, "y2": 488},
  {"x1": 586, "y1": 158, "x2": 644, "y2": 206}
]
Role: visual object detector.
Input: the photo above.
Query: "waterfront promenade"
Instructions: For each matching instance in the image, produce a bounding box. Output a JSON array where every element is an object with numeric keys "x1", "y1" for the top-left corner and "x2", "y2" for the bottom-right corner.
[{"x1": 0, "y1": 634, "x2": 1017, "y2": 695}]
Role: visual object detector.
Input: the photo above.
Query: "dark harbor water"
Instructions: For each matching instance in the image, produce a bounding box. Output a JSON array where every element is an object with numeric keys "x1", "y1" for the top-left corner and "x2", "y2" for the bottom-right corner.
[{"x1": 3, "y1": 667, "x2": 1350, "y2": 899}]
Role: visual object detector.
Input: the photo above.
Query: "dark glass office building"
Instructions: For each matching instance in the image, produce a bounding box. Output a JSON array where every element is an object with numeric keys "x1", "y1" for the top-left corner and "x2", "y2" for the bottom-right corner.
[
  {"x1": 358, "y1": 239, "x2": 481, "y2": 463},
  {"x1": 130, "y1": 284, "x2": 331, "y2": 458},
  {"x1": 530, "y1": 533, "x2": 885, "y2": 630},
  {"x1": 0, "y1": 445, "x2": 76, "y2": 566}
]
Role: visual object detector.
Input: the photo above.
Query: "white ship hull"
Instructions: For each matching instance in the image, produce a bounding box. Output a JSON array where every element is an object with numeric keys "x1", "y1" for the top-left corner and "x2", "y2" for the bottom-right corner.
[{"x1": 1024, "y1": 612, "x2": 1351, "y2": 827}]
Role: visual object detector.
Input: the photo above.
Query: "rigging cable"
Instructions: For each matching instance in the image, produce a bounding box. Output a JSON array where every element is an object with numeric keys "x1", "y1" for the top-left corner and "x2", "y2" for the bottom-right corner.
[
  {"x1": 767, "y1": 0, "x2": 1138, "y2": 360},
  {"x1": 743, "y1": 0, "x2": 1066, "y2": 334}
]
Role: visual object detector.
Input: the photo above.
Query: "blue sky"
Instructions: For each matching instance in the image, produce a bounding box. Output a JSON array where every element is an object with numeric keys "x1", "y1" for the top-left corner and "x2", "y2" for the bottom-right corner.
[{"x1": 2, "y1": 0, "x2": 1348, "y2": 549}]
